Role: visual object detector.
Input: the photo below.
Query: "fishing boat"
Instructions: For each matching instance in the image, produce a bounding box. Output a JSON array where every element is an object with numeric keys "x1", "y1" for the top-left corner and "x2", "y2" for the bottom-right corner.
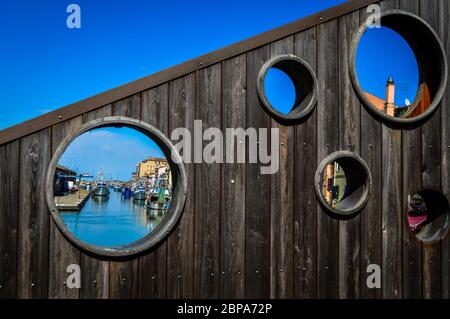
[
  {"x1": 93, "y1": 173, "x2": 110, "y2": 197},
  {"x1": 114, "y1": 185, "x2": 122, "y2": 192},
  {"x1": 133, "y1": 186, "x2": 147, "y2": 200}
]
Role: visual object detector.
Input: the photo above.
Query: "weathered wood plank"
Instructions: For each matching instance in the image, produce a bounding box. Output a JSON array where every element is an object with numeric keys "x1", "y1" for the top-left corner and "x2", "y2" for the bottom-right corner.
[
  {"x1": 338, "y1": 10, "x2": 361, "y2": 299},
  {"x1": 109, "y1": 261, "x2": 139, "y2": 299},
  {"x1": 293, "y1": 27, "x2": 318, "y2": 299},
  {"x1": 441, "y1": 0, "x2": 450, "y2": 300},
  {"x1": 167, "y1": 74, "x2": 196, "y2": 298},
  {"x1": 139, "y1": 84, "x2": 169, "y2": 299},
  {"x1": 420, "y1": 0, "x2": 443, "y2": 299},
  {"x1": 109, "y1": 94, "x2": 141, "y2": 298},
  {"x1": 17, "y1": 129, "x2": 51, "y2": 298},
  {"x1": 48, "y1": 117, "x2": 83, "y2": 299},
  {"x1": 80, "y1": 105, "x2": 112, "y2": 299},
  {"x1": 0, "y1": 141, "x2": 19, "y2": 298},
  {"x1": 378, "y1": 1, "x2": 402, "y2": 300},
  {"x1": 82, "y1": 104, "x2": 113, "y2": 124},
  {"x1": 112, "y1": 95, "x2": 141, "y2": 119},
  {"x1": 194, "y1": 63, "x2": 222, "y2": 298},
  {"x1": 245, "y1": 45, "x2": 271, "y2": 299},
  {"x1": 220, "y1": 54, "x2": 246, "y2": 298},
  {"x1": 269, "y1": 36, "x2": 294, "y2": 299},
  {"x1": 317, "y1": 19, "x2": 340, "y2": 299},
  {"x1": 402, "y1": 127, "x2": 423, "y2": 299},
  {"x1": 398, "y1": 0, "x2": 422, "y2": 302}
]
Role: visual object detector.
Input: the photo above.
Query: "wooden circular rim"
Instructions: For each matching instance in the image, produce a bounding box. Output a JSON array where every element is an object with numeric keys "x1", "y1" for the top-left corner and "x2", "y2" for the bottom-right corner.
[
  {"x1": 314, "y1": 151, "x2": 372, "y2": 217},
  {"x1": 349, "y1": 10, "x2": 448, "y2": 125},
  {"x1": 257, "y1": 54, "x2": 318, "y2": 122},
  {"x1": 45, "y1": 116, "x2": 187, "y2": 258}
]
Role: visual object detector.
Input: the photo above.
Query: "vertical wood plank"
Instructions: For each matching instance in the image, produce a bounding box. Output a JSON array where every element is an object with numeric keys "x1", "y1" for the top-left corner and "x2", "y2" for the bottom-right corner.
[
  {"x1": 317, "y1": 19, "x2": 340, "y2": 299},
  {"x1": 194, "y1": 63, "x2": 222, "y2": 298},
  {"x1": 80, "y1": 105, "x2": 112, "y2": 299},
  {"x1": 48, "y1": 117, "x2": 83, "y2": 299},
  {"x1": 269, "y1": 36, "x2": 294, "y2": 299},
  {"x1": 420, "y1": 0, "x2": 443, "y2": 299},
  {"x1": 220, "y1": 54, "x2": 246, "y2": 298},
  {"x1": 293, "y1": 27, "x2": 318, "y2": 299},
  {"x1": 167, "y1": 74, "x2": 196, "y2": 298},
  {"x1": 17, "y1": 129, "x2": 51, "y2": 298},
  {"x1": 338, "y1": 10, "x2": 361, "y2": 299},
  {"x1": 398, "y1": 0, "x2": 422, "y2": 300},
  {"x1": 441, "y1": 0, "x2": 450, "y2": 300},
  {"x1": 0, "y1": 141, "x2": 19, "y2": 298},
  {"x1": 245, "y1": 44, "x2": 271, "y2": 298},
  {"x1": 109, "y1": 94, "x2": 141, "y2": 299},
  {"x1": 139, "y1": 85, "x2": 169, "y2": 299},
  {"x1": 379, "y1": 0, "x2": 403, "y2": 300}
]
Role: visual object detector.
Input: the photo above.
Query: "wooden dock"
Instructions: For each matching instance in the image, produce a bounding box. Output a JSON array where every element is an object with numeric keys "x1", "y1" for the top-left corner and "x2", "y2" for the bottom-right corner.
[{"x1": 54, "y1": 190, "x2": 90, "y2": 211}]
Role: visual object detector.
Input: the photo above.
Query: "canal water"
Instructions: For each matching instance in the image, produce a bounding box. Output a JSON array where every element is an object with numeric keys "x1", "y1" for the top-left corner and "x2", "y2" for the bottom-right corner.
[{"x1": 60, "y1": 190, "x2": 164, "y2": 247}]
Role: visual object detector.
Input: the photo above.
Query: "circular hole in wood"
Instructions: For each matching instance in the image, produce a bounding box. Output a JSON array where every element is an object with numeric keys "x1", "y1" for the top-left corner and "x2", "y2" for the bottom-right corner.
[
  {"x1": 46, "y1": 117, "x2": 187, "y2": 258},
  {"x1": 407, "y1": 189, "x2": 450, "y2": 244},
  {"x1": 257, "y1": 54, "x2": 318, "y2": 122},
  {"x1": 315, "y1": 151, "x2": 372, "y2": 216},
  {"x1": 350, "y1": 10, "x2": 448, "y2": 124}
]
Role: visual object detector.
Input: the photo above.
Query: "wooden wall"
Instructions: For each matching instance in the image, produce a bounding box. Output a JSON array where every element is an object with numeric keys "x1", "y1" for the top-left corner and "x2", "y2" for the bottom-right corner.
[{"x1": 0, "y1": 0, "x2": 449, "y2": 299}]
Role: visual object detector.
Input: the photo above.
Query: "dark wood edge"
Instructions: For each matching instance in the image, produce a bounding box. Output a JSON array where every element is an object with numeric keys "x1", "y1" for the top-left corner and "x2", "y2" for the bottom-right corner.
[{"x1": 0, "y1": 0, "x2": 379, "y2": 146}]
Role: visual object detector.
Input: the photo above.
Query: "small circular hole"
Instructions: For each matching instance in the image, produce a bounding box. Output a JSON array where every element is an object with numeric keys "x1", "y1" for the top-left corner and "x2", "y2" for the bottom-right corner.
[
  {"x1": 407, "y1": 189, "x2": 450, "y2": 244},
  {"x1": 257, "y1": 54, "x2": 318, "y2": 122},
  {"x1": 315, "y1": 151, "x2": 372, "y2": 216}
]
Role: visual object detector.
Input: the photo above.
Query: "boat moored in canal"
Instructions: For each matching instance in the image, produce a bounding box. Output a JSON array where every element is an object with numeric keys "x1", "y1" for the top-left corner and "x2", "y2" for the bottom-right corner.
[{"x1": 133, "y1": 186, "x2": 147, "y2": 200}]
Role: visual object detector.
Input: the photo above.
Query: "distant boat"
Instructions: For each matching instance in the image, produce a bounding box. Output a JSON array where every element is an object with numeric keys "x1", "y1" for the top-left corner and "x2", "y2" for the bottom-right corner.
[
  {"x1": 93, "y1": 183, "x2": 110, "y2": 197},
  {"x1": 133, "y1": 186, "x2": 146, "y2": 200},
  {"x1": 93, "y1": 172, "x2": 110, "y2": 197},
  {"x1": 114, "y1": 185, "x2": 122, "y2": 192},
  {"x1": 122, "y1": 187, "x2": 132, "y2": 199}
]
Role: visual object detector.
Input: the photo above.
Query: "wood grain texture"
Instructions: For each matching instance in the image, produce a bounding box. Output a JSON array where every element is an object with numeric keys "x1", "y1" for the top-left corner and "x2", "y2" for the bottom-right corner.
[
  {"x1": 293, "y1": 27, "x2": 318, "y2": 299},
  {"x1": 80, "y1": 105, "x2": 112, "y2": 299},
  {"x1": 420, "y1": 0, "x2": 443, "y2": 299},
  {"x1": 338, "y1": 10, "x2": 361, "y2": 299},
  {"x1": 220, "y1": 54, "x2": 246, "y2": 298},
  {"x1": 48, "y1": 117, "x2": 83, "y2": 299},
  {"x1": 398, "y1": 0, "x2": 422, "y2": 300},
  {"x1": 139, "y1": 84, "x2": 169, "y2": 299},
  {"x1": 17, "y1": 129, "x2": 51, "y2": 298},
  {"x1": 194, "y1": 64, "x2": 222, "y2": 298},
  {"x1": 167, "y1": 74, "x2": 196, "y2": 298},
  {"x1": 245, "y1": 45, "x2": 271, "y2": 298},
  {"x1": 359, "y1": 0, "x2": 382, "y2": 301},
  {"x1": 317, "y1": 19, "x2": 340, "y2": 299},
  {"x1": 440, "y1": 0, "x2": 450, "y2": 300},
  {"x1": 269, "y1": 36, "x2": 294, "y2": 299},
  {"x1": 109, "y1": 94, "x2": 141, "y2": 298},
  {"x1": 0, "y1": 141, "x2": 19, "y2": 298}
]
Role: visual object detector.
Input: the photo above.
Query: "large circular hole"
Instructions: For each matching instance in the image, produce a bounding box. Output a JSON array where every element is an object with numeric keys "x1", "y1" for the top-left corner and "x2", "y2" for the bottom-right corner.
[
  {"x1": 350, "y1": 10, "x2": 448, "y2": 124},
  {"x1": 46, "y1": 117, "x2": 187, "y2": 257},
  {"x1": 257, "y1": 54, "x2": 318, "y2": 122},
  {"x1": 315, "y1": 152, "x2": 372, "y2": 216},
  {"x1": 407, "y1": 189, "x2": 450, "y2": 244}
]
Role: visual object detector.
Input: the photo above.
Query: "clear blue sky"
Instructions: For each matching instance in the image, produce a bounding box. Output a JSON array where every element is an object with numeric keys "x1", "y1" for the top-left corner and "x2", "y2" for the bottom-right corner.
[
  {"x1": 356, "y1": 26, "x2": 419, "y2": 107},
  {"x1": 59, "y1": 127, "x2": 164, "y2": 181},
  {"x1": 0, "y1": 0, "x2": 348, "y2": 130},
  {"x1": 0, "y1": 0, "x2": 420, "y2": 128}
]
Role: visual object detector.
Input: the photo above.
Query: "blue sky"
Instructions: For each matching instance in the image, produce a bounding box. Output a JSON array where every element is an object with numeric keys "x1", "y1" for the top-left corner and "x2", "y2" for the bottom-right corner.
[
  {"x1": 356, "y1": 26, "x2": 419, "y2": 107},
  {"x1": 0, "y1": 0, "x2": 421, "y2": 129},
  {"x1": 59, "y1": 127, "x2": 164, "y2": 181},
  {"x1": 0, "y1": 0, "x2": 348, "y2": 130}
]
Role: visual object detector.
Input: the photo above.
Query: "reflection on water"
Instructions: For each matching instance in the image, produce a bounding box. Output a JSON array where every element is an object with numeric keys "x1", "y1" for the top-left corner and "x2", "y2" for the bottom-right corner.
[{"x1": 60, "y1": 191, "x2": 165, "y2": 247}]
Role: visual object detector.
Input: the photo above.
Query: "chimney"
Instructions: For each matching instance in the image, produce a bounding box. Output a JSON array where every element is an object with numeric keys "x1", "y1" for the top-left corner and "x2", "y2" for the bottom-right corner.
[{"x1": 385, "y1": 76, "x2": 395, "y2": 116}]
